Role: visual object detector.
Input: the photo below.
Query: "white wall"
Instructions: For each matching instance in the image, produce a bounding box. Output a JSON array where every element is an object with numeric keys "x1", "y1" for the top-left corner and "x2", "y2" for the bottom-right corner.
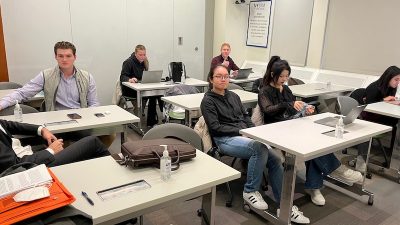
[
  {"x1": 1, "y1": 0, "x2": 210, "y2": 105},
  {"x1": 213, "y1": 0, "x2": 314, "y2": 68}
]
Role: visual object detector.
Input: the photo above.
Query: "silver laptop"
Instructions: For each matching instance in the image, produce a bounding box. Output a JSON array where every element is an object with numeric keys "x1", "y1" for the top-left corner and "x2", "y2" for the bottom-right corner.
[
  {"x1": 140, "y1": 70, "x2": 163, "y2": 84},
  {"x1": 314, "y1": 105, "x2": 367, "y2": 127},
  {"x1": 235, "y1": 68, "x2": 253, "y2": 79}
]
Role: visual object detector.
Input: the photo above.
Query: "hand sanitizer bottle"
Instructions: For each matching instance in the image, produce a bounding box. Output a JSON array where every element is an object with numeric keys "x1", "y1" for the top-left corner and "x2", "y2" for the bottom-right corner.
[
  {"x1": 181, "y1": 69, "x2": 186, "y2": 84},
  {"x1": 14, "y1": 100, "x2": 23, "y2": 122},
  {"x1": 160, "y1": 145, "x2": 171, "y2": 181},
  {"x1": 395, "y1": 82, "x2": 400, "y2": 101},
  {"x1": 335, "y1": 115, "x2": 344, "y2": 139}
]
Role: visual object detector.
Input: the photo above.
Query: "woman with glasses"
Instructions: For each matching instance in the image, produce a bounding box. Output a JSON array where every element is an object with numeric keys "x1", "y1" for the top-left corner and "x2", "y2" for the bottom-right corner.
[
  {"x1": 258, "y1": 56, "x2": 363, "y2": 207},
  {"x1": 201, "y1": 64, "x2": 310, "y2": 224}
]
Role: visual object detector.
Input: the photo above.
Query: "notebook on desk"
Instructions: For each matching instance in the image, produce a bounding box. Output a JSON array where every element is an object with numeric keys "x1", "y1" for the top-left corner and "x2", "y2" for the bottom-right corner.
[
  {"x1": 140, "y1": 70, "x2": 163, "y2": 84},
  {"x1": 234, "y1": 68, "x2": 253, "y2": 79},
  {"x1": 314, "y1": 105, "x2": 367, "y2": 127}
]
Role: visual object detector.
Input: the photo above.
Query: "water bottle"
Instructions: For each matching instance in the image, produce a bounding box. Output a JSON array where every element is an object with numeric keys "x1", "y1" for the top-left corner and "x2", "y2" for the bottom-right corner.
[
  {"x1": 395, "y1": 82, "x2": 400, "y2": 101},
  {"x1": 14, "y1": 100, "x2": 23, "y2": 122},
  {"x1": 335, "y1": 115, "x2": 344, "y2": 139},
  {"x1": 181, "y1": 69, "x2": 186, "y2": 84},
  {"x1": 160, "y1": 145, "x2": 171, "y2": 181}
]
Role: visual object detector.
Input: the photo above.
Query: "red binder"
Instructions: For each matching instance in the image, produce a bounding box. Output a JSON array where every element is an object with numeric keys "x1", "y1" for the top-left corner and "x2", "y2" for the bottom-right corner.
[{"x1": 0, "y1": 168, "x2": 75, "y2": 225}]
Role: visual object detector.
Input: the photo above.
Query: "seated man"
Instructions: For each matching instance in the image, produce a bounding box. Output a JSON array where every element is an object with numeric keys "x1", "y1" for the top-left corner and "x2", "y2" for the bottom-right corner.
[
  {"x1": 0, "y1": 119, "x2": 110, "y2": 174},
  {"x1": 0, "y1": 41, "x2": 99, "y2": 111},
  {"x1": 0, "y1": 41, "x2": 114, "y2": 146}
]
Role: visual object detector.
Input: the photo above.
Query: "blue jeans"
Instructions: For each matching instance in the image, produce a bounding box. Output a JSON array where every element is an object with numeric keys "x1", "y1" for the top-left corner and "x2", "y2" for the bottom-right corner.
[
  {"x1": 304, "y1": 153, "x2": 341, "y2": 189},
  {"x1": 214, "y1": 136, "x2": 283, "y2": 203}
]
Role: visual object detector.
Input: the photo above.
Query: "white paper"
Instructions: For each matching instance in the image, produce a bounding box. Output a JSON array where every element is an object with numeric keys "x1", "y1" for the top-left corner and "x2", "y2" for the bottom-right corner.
[{"x1": 0, "y1": 164, "x2": 52, "y2": 199}]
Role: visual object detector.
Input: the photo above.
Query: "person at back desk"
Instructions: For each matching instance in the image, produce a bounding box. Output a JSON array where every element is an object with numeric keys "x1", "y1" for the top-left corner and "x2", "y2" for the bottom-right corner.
[
  {"x1": 0, "y1": 119, "x2": 110, "y2": 174},
  {"x1": 210, "y1": 43, "x2": 239, "y2": 78},
  {"x1": 120, "y1": 44, "x2": 162, "y2": 127}
]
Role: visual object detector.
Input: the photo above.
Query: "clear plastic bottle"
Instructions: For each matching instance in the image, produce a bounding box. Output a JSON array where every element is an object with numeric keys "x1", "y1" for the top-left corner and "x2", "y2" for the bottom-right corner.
[
  {"x1": 14, "y1": 100, "x2": 23, "y2": 122},
  {"x1": 160, "y1": 145, "x2": 171, "y2": 181},
  {"x1": 335, "y1": 115, "x2": 344, "y2": 139},
  {"x1": 181, "y1": 69, "x2": 186, "y2": 84}
]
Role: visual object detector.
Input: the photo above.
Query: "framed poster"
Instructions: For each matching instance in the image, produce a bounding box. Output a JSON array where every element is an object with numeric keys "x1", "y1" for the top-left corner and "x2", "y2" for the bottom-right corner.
[{"x1": 246, "y1": 0, "x2": 272, "y2": 48}]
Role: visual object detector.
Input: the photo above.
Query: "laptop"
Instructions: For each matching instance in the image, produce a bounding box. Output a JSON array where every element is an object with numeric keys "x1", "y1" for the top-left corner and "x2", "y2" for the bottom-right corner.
[
  {"x1": 314, "y1": 105, "x2": 367, "y2": 127},
  {"x1": 140, "y1": 70, "x2": 163, "y2": 84},
  {"x1": 234, "y1": 68, "x2": 253, "y2": 79}
]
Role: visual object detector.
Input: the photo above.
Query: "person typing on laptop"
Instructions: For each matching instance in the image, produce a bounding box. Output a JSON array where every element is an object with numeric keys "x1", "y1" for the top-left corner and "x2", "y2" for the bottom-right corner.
[
  {"x1": 120, "y1": 44, "x2": 163, "y2": 127},
  {"x1": 258, "y1": 56, "x2": 363, "y2": 207}
]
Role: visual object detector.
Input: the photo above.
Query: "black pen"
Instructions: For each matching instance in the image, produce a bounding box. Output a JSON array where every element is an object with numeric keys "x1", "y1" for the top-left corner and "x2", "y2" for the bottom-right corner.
[{"x1": 81, "y1": 191, "x2": 94, "y2": 206}]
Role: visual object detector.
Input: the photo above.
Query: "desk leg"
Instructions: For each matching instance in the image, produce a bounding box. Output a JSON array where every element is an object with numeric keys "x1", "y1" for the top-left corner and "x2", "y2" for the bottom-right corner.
[
  {"x1": 185, "y1": 110, "x2": 191, "y2": 127},
  {"x1": 129, "y1": 91, "x2": 145, "y2": 135},
  {"x1": 278, "y1": 153, "x2": 296, "y2": 225},
  {"x1": 389, "y1": 120, "x2": 400, "y2": 181},
  {"x1": 201, "y1": 186, "x2": 216, "y2": 225},
  {"x1": 121, "y1": 124, "x2": 127, "y2": 143}
]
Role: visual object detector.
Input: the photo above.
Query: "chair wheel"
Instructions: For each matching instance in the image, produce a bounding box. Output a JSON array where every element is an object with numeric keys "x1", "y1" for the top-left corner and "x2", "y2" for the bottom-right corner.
[
  {"x1": 197, "y1": 209, "x2": 203, "y2": 217},
  {"x1": 368, "y1": 196, "x2": 374, "y2": 205},
  {"x1": 226, "y1": 201, "x2": 232, "y2": 207},
  {"x1": 243, "y1": 203, "x2": 251, "y2": 213},
  {"x1": 366, "y1": 173, "x2": 372, "y2": 179},
  {"x1": 342, "y1": 149, "x2": 348, "y2": 154}
]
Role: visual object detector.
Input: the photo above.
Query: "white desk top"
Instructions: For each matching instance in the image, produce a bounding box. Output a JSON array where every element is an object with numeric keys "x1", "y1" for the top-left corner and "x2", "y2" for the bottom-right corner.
[
  {"x1": 289, "y1": 82, "x2": 354, "y2": 98},
  {"x1": 161, "y1": 89, "x2": 258, "y2": 111},
  {"x1": 122, "y1": 78, "x2": 208, "y2": 91},
  {"x1": 240, "y1": 113, "x2": 391, "y2": 161},
  {"x1": 0, "y1": 105, "x2": 139, "y2": 134},
  {"x1": 0, "y1": 89, "x2": 44, "y2": 101},
  {"x1": 229, "y1": 74, "x2": 261, "y2": 84},
  {"x1": 51, "y1": 151, "x2": 240, "y2": 224},
  {"x1": 365, "y1": 101, "x2": 400, "y2": 119}
]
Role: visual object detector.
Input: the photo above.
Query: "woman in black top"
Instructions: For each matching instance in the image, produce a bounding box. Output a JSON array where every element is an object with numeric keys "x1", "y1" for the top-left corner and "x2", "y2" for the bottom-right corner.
[
  {"x1": 258, "y1": 56, "x2": 363, "y2": 207},
  {"x1": 361, "y1": 65, "x2": 400, "y2": 153},
  {"x1": 120, "y1": 45, "x2": 162, "y2": 127}
]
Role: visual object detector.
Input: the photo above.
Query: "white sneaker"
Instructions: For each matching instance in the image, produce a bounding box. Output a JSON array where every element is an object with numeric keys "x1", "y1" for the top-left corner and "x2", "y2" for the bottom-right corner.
[
  {"x1": 277, "y1": 205, "x2": 310, "y2": 224},
  {"x1": 305, "y1": 189, "x2": 325, "y2": 206},
  {"x1": 243, "y1": 191, "x2": 268, "y2": 210},
  {"x1": 330, "y1": 165, "x2": 363, "y2": 184}
]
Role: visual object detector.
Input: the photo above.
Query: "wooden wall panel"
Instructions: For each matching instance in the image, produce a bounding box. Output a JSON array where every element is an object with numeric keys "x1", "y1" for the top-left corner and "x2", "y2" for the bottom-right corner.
[{"x1": 0, "y1": 6, "x2": 8, "y2": 81}]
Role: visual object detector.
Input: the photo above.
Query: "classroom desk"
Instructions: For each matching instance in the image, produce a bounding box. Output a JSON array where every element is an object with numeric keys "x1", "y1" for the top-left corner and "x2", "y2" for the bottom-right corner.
[
  {"x1": 161, "y1": 89, "x2": 258, "y2": 126},
  {"x1": 122, "y1": 78, "x2": 208, "y2": 133},
  {"x1": 240, "y1": 113, "x2": 391, "y2": 225},
  {"x1": 290, "y1": 82, "x2": 354, "y2": 98},
  {"x1": 0, "y1": 105, "x2": 139, "y2": 142},
  {"x1": 0, "y1": 89, "x2": 44, "y2": 101},
  {"x1": 229, "y1": 74, "x2": 261, "y2": 84},
  {"x1": 365, "y1": 101, "x2": 400, "y2": 182},
  {"x1": 51, "y1": 151, "x2": 241, "y2": 225}
]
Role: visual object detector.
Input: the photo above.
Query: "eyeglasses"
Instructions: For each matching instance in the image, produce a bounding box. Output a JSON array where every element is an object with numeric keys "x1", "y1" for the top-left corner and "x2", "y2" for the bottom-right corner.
[{"x1": 213, "y1": 75, "x2": 230, "y2": 80}]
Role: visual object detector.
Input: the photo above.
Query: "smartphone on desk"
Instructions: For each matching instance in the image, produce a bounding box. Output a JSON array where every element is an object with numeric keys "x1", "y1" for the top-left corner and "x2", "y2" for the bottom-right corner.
[
  {"x1": 67, "y1": 113, "x2": 82, "y2": 119},
  {"x1": 94, "y1": 113, "x2": 105, "y2": 117}
]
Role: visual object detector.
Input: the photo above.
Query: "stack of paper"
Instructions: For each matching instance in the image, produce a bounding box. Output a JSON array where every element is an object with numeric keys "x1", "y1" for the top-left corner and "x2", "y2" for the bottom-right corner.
[{"x1": 0, "y1": 164, "x2": 52, "y2": 199}]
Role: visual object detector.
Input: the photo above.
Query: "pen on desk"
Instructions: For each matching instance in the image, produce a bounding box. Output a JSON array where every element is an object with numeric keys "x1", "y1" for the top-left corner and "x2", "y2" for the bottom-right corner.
[{"x1": 82, "y1": 191, "x2": 94, "y2": 206}]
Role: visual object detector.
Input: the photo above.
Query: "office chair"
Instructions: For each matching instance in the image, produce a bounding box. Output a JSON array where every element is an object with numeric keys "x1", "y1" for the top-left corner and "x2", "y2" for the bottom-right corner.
[
  {"x1": 0, "y1": 104, "x2": 39, "y2": 116},
  {"x1": 0, "y1": 82, "x2": 23, "y2": 90},
  {"x1": 143, "y1": 123, "x2": 203, "y2": 152},
  {"x1": 227, "y1": 83, "x2": 244, "y2": 90}
]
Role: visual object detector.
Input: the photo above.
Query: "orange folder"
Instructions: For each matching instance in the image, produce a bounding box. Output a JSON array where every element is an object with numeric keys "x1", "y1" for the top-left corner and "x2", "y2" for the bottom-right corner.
[{"x1": 0, "y1": 168, "x2": 75, "y2": 225}]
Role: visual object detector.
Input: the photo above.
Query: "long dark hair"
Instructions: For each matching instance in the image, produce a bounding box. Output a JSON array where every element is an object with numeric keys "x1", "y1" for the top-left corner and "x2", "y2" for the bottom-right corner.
[
  {"x1": 377, "y1": 66, "x2": 400, "y2": 97},
  {"x1": 262, "y1": 56, "x2": 291, "y2": 87},
  {"x1": 207, "y1": 64, "x2": 229, "y2": 89}
]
